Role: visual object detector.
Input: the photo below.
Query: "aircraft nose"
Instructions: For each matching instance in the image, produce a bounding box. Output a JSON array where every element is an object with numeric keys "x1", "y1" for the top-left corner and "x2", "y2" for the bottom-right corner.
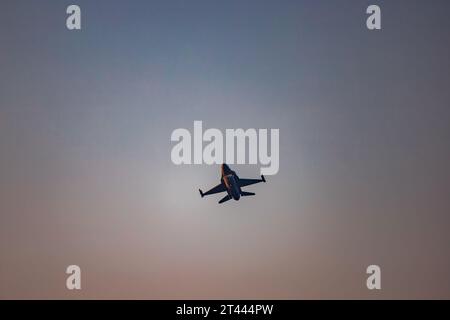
[
  {"x1": 222, "y1": 163, "x2": 231, "y2": 176},
  {"x1": 221, "y1": 164, "x2": 231, "y2": 175}
]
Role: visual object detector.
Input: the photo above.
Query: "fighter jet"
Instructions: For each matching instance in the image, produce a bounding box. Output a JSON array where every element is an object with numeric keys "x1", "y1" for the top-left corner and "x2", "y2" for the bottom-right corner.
[{"x1": 199, "y1": 164, "x2": 266, "y2": 204}]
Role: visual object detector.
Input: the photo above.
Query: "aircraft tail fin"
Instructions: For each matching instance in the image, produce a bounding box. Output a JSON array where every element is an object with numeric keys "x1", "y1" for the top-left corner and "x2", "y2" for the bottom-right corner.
[
  {"x1": 241, "y1": 191, "x2": 255, "y2": 196},
  {"x1": 199, "y1": 189, "x2": 204, "y2": 198},
  {"x1": 219, "y1": 195, "x2": 232, "y2": 204}
]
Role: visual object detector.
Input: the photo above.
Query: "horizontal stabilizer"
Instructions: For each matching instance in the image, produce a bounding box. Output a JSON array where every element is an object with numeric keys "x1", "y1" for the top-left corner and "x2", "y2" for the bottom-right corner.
[
  {"x1": 219, "y1": 194, "x2": 232, "y2": 204},
  {"x1": 241, "y1": 191, "x2": 255, "y2": 196}
]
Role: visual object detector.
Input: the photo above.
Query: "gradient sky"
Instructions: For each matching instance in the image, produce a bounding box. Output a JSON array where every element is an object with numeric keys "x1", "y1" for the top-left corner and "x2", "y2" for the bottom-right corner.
[{"x1": 1, "y1": 0, "x2": 450, "y2": 299}]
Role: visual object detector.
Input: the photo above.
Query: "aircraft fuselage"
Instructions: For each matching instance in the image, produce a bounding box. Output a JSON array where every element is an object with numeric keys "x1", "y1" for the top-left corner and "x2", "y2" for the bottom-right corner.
[{"x1": 222, "y1": 174, "x2": 241, "y2": 201}]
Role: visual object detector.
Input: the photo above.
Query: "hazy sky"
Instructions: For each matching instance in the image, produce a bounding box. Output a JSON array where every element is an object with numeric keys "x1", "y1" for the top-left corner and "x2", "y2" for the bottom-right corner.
[{"x1": 1, "y1": 0, "x2": 450, "y2": 299}]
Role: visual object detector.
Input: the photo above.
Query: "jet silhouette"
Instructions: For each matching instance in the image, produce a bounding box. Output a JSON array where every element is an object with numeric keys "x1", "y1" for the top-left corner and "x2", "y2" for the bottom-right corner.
[{"x1": 199, "y1": 164, "x2": 266, "y2": 204}]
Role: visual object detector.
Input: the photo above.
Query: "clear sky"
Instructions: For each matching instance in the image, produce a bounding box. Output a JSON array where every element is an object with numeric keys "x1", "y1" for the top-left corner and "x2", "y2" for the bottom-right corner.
[{"x1": 1, "y1": 0, "x2": 450, "y2": 299}]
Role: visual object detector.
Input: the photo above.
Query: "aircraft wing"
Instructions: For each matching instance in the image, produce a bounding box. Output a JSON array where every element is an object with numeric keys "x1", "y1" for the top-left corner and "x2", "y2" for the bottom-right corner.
[
  {"x1": 199, "y1": 183, "x2": 226, "y2": 197},
  {"x1": 238, "y1": 175, "x2": 266, "y2": 187}
]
